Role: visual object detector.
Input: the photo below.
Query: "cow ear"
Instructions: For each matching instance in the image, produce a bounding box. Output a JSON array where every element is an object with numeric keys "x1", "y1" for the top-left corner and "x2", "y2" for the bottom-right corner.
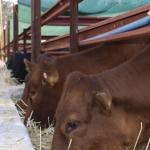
[
  {"x1": 94, "y1": 90, "x2": 112, "y2": 113},
  {"x1": 43, "y1": 70, "x2": 59, "y2": 87},
  {"x1": 24, "y1": 59, "x2": 34, "y2": 72}
]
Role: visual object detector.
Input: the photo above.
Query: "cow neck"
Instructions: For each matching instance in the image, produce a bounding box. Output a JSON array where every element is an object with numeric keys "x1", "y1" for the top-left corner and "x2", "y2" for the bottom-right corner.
[
  {"x1": 96, "y1": 47, "x2": 150, "y2": 110},
  {"x1": 55, "y1": 46, "x2": 103, "y2": 78},
  {"x1": 56, "y1": 42, "x2": 138, "y2": 78}
]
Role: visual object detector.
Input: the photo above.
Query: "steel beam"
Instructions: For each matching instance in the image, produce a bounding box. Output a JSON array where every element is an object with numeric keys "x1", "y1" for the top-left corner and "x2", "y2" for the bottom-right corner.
[
  {"x1": 42, "y1": 25, "x2": 150, "y2": 52},
  {"x1": 70, "y1": 0, "x2": 79, "y2": 53},
  {"x1": 41, "y1": 0, "x2": 70, "y2": 25},
  {"x1": 31, "y1": 0, "x2": 41, "y2": 62},
  {"x1": 7, "y1": 20, "x2": 10, "y2": 57},
  {"x1": 13, "y1": 4, "x2": 18, "y2": 53},
  {"x1": 17, "y1": 17, "x2": 107, "y2": 41},
  {"x1": 3, "y1": 29, "x2": 6, "y2": 54},
  {"x1": 23, "y1": 29, "x2": 27, "y2": 53},
  {"x1": 43, "y1": 4, "x2": 150, "y2": 51},
  {"x1": 16, "y1": 0, "x2": 106, "y2": 44},
  {"x1": 17, "y1": 0, "x2": 70, "y2": 41},
  {"x1": 46, "y1": 16, "x2": 108, "y2": 26},
  {"x1": 80, "y1": 25, "x2": 150, "y2": 47}
]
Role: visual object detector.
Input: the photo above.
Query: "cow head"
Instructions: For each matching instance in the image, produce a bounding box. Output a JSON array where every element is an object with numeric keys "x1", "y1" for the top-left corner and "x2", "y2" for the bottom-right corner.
[
  {"x1": 15, "y1": 60, "x2": 34, "y2": 112},
  {"x1": 23, "y1": 56, "x2": 60, "y2": 126},
  {"x1": 52, "y1": 71, "x2": 145, "y2": 150}
]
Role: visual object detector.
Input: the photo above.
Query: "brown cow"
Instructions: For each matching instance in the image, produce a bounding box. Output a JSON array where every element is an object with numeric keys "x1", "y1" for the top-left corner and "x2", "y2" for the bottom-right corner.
[
  {"x1": 23, "y1": 38, "x2": 149, "y2": 126},
  {"x1": 52, "y1": 46, "x2": 150, "y2": 150}
]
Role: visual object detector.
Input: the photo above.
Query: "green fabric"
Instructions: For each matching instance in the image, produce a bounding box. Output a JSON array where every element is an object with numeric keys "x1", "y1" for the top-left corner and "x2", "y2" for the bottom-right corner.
[
  {"x1": 79, "y1": 0, "x2": 150, "y2": 15},
  {"x1": 10, "y1": 16, "x2": 85, "y2": 41},
  {"x1": 10, "y1": 1, "x2": 86, "y2": 41},
  {"x1": 18, "y1": 4, "x2": 31, "y2": 24},
  {"x1": 18, "y1": 0, "x2": 150, "y2": 17},
  {"x1": 79, "y1": 0, "x2": 150, "y2": 17},
  {"x1": 18, "y1": 0, "x2": 59, "y2": 12}
]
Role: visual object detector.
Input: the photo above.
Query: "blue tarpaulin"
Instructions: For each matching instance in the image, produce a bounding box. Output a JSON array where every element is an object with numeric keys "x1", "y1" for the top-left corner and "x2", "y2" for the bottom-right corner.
[{"x1": 82, "y1": 15, "x2": 150, "y2": 42}]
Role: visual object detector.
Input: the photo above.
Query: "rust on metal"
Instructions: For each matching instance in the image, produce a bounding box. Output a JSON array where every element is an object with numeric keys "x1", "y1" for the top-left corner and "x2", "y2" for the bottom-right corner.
[
  {"x1": 70, "y1": 0, "x2": 79, "y2": 53},
  {"x1": 23, "y1": 29, "x2": 27, "y2": 54},
  {"x1": 31, "y1": 0, "x2": 41, "y2": 62},
  {"x1": 43, "y1": 4, "x2": 150, "y2": 51},
  {"x1": 13, "y1": 4, "x2": 18, "y2": 53},
  {"x1": 80, "y1": 25, "x2": 150, "y2": 47},
  {"x1": 7, "y1": 20, "x2": 10, "y2": 57},
  {"x1": 41, "y1": 0, "x2": 70, "y2": 25},
  {"x1": 3, "y1": 29, "x2": 6, "y2": 55},
  {"x1": 43, "y1": 25, "x2": 150, "y2": 52},
  {"x1": 46, "y1": 16, "x2": 108, "y2": 26}
]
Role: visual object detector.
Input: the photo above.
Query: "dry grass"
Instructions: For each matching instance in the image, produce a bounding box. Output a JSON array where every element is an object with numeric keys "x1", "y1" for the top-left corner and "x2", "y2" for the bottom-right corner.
[
  {"x1": 27, "y1": 121, "x2": 54, "y2": 150},
  {"x1": 18, "y1": 110, "x2": 54, "y2": 150},
  {"x1": 0, "y1": 66, "x2": 18, "y2": 86}
]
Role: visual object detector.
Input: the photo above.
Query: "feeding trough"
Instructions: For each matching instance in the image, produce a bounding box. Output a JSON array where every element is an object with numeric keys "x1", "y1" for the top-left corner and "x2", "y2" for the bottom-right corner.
[{"x1": 0, "y1": 67, "x2": 34, "y2": 150}]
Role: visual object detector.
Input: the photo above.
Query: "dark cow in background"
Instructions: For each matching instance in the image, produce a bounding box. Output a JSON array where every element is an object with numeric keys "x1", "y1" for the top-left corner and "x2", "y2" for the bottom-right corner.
[
  {"x1": 7, "y1": 52, "x2": 31, "y2": 83},
  {"x1": 52, "y1": 46, "x2": 150, "y2": 150},
  {"x1": 20, "y1": 37, "x2": 149, "y2": 126}
]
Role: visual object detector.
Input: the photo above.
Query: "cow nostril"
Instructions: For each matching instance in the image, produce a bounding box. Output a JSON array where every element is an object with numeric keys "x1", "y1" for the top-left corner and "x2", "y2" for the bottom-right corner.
[
  {"x1": 30, "y1": 90, "x2": 36, "y2": 96},
  {"x1": 29, "y1": 97, "x2": 33, "y2": 105},
  {"x1": 122, "y1": 140, "x2": 130, "y2": 150},
  {"x1": 65, "y1": 120, "x2": 80, "y2": 134}
]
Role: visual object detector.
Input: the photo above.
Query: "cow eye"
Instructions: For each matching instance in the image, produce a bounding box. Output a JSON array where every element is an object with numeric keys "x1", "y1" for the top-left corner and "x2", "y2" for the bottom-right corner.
[{"x1": 65, "y1": 120, "x2": 80, "y2": 134}]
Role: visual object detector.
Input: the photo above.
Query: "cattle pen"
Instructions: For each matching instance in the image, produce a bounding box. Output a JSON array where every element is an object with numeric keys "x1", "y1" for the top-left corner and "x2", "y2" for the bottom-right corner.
[{"x1": 0, "y1": 0, "x2": 150, "y2": 150}]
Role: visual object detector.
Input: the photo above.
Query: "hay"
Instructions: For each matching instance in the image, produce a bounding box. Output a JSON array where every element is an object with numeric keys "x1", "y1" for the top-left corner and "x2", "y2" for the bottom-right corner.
[
  {"x1": 18, "y1": 110, "x2": 54, "y2": 150},
  {"x1": 146, "y1": 137, "x2": 150, "y2": 150},
  {"x1": 67, "y1": 139, "x2": 72, "y2": 150},
  {"x1": 0, "y1": 66, "x2": 18, "y2": 86},
  {"x1": 133, "y1": 122, "x2": 143, "y2": 150},
  {"x1": 27, "y1": 119, "x2": 54, "y2": 150}
]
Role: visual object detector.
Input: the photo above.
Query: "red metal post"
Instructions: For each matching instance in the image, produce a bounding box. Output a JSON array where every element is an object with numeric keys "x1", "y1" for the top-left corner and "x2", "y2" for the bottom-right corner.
[
  {"x1": 31, "y1": 0, "x2": 41, "y2": 62},
  {"x1": 7, "y1": 19, "x2": 10, "y2": 57},
  {"x1": 13, "y1": 4, "x2": 18, "y2": 53},
  {"x1": 70, "y1": 0, "x2": 79, "y2": 53},
  {"x1": 23, "y1": 29, "x2": 27, "y2": 53},
  {"x1": 3, "y1": 29, "x2": 6, "y2": 55}
]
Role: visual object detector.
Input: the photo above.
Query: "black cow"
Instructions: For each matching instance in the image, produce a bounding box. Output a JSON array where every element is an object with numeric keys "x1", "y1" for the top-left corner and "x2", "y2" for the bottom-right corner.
[{"x1": 7, "y1": 52, "x2": 31, "y2": 83}]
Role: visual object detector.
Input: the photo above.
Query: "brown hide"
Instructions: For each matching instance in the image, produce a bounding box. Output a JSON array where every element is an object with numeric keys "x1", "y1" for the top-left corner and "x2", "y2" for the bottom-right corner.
[
  {"x1": 23, "y1": 38, "x2": 149, "y2": 126},
  {"x1": 52, "y1": 46, "x2": 150, "y2": 150},
  {"x1": 16, "y1": 73, "x2": 31, "y2": 111}
]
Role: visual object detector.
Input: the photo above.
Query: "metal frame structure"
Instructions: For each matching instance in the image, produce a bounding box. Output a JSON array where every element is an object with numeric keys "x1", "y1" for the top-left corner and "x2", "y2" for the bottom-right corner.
[
  {"x1": 2, "y1": 1, "x2": 150, "y2": 62},
  {"x1": 13, "y1": 4, "x2": 18, "y2": 54},
  {"x1": 31, "y1": 0, "x2": 41, "y2": 62},
  {"x1": 42, "y1": 4, "x2": 150, "y2": 51},
  {"x1": 2, "y1": 0, "x2": 109, "y2": 62}
]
